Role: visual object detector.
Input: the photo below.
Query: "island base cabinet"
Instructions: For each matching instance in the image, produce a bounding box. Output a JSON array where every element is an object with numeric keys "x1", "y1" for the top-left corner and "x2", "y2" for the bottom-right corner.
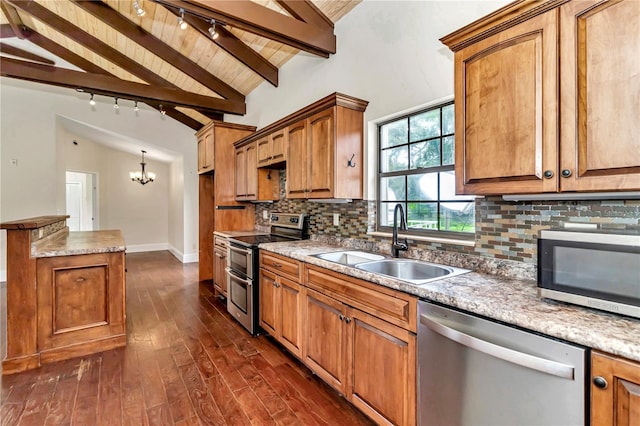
[
  {"x1": 36, "y1": 252, "x2": 126, "y2": 364},
  {"x1": 303, "y1": 288, "x2": 417, "y2": 425},
  {"x1": 591, "y1": 351, "x2": 640, "y2": 426}
]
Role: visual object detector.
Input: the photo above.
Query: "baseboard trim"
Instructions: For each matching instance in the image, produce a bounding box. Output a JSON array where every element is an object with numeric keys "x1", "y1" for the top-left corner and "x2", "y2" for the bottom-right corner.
[
  {"x1": 0, "y1": 269, "x2": 6, "y2": 283},
  {"x1": 126, "y1": 243, "x2": 169, "y2": 253},
  {"x1": 168, "y1": 245, "x2": 198, "y2": 264}
]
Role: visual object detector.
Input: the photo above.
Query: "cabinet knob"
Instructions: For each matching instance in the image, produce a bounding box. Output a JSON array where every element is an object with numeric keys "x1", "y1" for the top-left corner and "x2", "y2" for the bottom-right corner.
[
  {"x1": 593, "y1": 376, "x2": 608, "y2": 389},
  {"x1": 339, "y1": 314, "x2": 344, "y2": 321},
  {"x1": 543, "y1": 170, "x2": 554, "y2": 179},
  {"x1": 561, "y1": 169, "x2": 572, "y2": 178},
  {"x1": 345, "y1": 317, "x2": 352, "y2": 324}
]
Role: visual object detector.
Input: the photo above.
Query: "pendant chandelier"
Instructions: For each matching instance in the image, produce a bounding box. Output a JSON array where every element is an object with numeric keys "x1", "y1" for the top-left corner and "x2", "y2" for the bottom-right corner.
[{"x1": 130, "y1": 150, "x2": 156, "y2": 185}]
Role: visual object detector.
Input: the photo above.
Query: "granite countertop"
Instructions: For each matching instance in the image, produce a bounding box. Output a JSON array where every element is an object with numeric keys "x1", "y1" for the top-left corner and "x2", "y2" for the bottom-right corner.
[
  {"x1": 33, "y1": 229, "x2": 126, "y2": 257},
  {"x1": 214, "y1": 229, "x2": 268, "y2": 238},
  {"x1": 259, "y1": 240, "x2": 640, "y2": 363}
]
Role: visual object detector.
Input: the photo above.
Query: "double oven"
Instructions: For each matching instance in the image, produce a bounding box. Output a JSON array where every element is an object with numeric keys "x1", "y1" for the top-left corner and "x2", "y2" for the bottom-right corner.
[{"x1": 226, "y1": 213, "x2": 307, "y2": 335}]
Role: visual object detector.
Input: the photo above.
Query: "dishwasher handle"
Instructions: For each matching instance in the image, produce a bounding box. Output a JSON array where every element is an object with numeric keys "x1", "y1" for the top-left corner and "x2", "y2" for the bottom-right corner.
[{"x1": 420, "y1": 313, "x2": 575, "y2": 380}]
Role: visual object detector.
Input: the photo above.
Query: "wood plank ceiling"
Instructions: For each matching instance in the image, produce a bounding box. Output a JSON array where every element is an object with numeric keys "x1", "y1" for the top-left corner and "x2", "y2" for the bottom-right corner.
[{"x1": 0, "y1": 0, "x2": 361, "y2": 130}]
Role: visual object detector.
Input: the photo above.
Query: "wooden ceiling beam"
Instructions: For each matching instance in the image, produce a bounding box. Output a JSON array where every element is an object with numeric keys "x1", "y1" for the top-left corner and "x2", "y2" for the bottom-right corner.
[
  {"x1": 22, "y1": 29, "x2": 205, "y2": 130},
  {"x1": 276, "y1": 0, "x2": 334, "y2": 29},
  {"x1": 0, "y1": 0, "x2": 26, "y2": 39},
  {"x1": 163, "y1": 5, "x2": 278, "y2": 87},
  {"x1": 5, "y1": 0, "x2": 241, "y2": 119},
  {"x1": 155, "y1": 0, "x2": 335, "y2": 57},
  {"x1": 0, "y1": 23, "x2": 17, "y2": 38},
  {"x1": 72, "y1": 0, "x2": 243, "y2": 102},
  {"x1": 0, "y1": 57, "x2": 246, "y2": 115},
  {"x1": 0, "y1": 42, "x2": 55, "y2": 64}
]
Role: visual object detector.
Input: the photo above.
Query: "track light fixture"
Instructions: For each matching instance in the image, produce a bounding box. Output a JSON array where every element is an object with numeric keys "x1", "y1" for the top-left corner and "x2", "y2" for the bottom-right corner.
[
  {"x1": 134, "y1": 101, "x2": 140, "y2": 112},
  {"x1": 89, "y1": 93, "x2": 96, "y2": 106},
  {"x1": 178, "y1": 8, "x2": 188, "y2": 30},
  {"x1": 113, "y1": 98, "x2": 119, "y2": 109},
  {"x1": 133, "y1": 0, "x2": 145, "y2": 17},
  {"x1": 208, "y1": 19, "x2": 219, "y2": 39},
  {"x1": 159, "y1": 104, "x2": 166, "y2": 116}
]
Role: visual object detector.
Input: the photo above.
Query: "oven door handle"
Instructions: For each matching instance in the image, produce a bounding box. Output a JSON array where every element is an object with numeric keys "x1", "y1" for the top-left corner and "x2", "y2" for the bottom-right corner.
[
  {"x1": 228, "y1": 245, "x2": 251, "y2": 256},
  {"x1": 225, "y1": 268, "x2": 252, "y2": 286}
]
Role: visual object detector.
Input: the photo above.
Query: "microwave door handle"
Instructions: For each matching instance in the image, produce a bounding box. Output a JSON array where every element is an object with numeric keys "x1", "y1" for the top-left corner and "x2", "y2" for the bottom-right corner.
[
  {"x1": 420, "y1": 314, "x2": 575, "y2": 380},
  {"x1": 225, "y1": 268, "x2": 252, "y2": 286}
]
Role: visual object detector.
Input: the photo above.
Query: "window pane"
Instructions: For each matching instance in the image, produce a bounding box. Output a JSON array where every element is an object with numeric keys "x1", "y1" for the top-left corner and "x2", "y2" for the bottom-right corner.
[
  {"x1": 379, "y1": 202, "x2": 403, "y2": 227},
  {"x1": 410, "y1": 140, "x2": 441, "y2": 169},
  {"x1": 380, "y1": 176, "x2": 405, "y2": 201},
  {"x1": 440, "y1": 202, "x2": 475, "y2": 233},
  {"x1": 380, "y1": 120, "x2": 408, "y2": 148},
  {"x1": 407, "y1": 202, "x2": 438, "y2": 230},
  {"x1": 440, "y1": 171, "x2": 474, "y2": 200},
  {"x1": 442, "y1": 104, "x2": 454, "y2": 135},
  {"x1": 408, "y1": 173, "x2": 437, "y2": 200},
  {"x1": 381, "y1": 145, "x2": 408, "y2": 172},
  {"x1": 442, "y1": 136, "x2": 455, "y2": 166},
  {"x1": 410, "y1": 109, "x2": 440, "y2": 142}
]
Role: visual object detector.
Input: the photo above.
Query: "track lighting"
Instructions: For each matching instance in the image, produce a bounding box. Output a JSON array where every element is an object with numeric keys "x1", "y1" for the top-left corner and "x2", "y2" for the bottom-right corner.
[
  {"x1": 134, "y1": 101, "x2": 139, "y2": 112},
  {"x1": 178, "y1": 9, "x2": 187, "y2": 30},
  {"x1": 89, "y1": 93, "x2": 96, "y2": 106},
  {"x1": 133, "y1": 0, "x2": 145, "y2": 17},
  {"x1": 159, "y1": 104, "x2": 166, "y2": 116},
  {"x1": 113, "y1": 98, "x2": 119, "y2": 109},
  {"x1": 208, "y1": 20, "x2": 219, "y2": 39}
]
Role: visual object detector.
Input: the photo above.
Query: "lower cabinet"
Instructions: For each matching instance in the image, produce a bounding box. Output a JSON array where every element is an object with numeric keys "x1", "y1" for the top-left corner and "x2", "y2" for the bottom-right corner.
[
  {"x1": 213, "y1": 236, "x2": 228, "y2": 297},
  {"x1": 591, "y1": 351, "x2": 640, "y2": 425}
]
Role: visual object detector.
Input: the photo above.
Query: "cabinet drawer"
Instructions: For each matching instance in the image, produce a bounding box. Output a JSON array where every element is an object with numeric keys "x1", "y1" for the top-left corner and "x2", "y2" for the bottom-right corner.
[
  {"x1": 214, "y1": 236, "x2": 228, "y2": 249},
  {"x1": 305, "y1": 264, "x2": 417, "y2": 332},
  {"x1": 260, "y1": 251, "x2": 302, "y2": 282}
]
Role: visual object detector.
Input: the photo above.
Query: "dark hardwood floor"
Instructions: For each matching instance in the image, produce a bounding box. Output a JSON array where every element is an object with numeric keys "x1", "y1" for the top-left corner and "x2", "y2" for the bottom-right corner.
[{"x1": 0, "y1": 251, "x2": 373, "y2": 426}]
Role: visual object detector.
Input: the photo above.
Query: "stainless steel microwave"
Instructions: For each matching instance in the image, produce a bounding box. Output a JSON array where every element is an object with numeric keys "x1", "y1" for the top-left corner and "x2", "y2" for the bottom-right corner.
[{"x1": 537, "y1": 228, "x2": 640, "y2": 319}]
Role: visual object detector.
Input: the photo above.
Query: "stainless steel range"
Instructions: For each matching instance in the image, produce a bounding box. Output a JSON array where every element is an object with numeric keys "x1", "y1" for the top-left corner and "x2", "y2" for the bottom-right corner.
[{"x1": 226, "y1": 213, "x2": 308, "y2": 335}]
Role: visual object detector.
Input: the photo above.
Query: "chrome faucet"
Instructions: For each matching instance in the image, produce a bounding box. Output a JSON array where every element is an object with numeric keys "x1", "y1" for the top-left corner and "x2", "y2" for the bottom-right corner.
[{"x1": 391, "y1": 203, "x2": 408, "y2": 258}]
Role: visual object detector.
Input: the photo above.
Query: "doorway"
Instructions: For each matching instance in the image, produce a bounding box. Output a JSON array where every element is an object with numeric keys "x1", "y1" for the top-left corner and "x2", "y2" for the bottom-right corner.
[{"x1": 66, "y1": 171, "x2": 98, "y2": 231}]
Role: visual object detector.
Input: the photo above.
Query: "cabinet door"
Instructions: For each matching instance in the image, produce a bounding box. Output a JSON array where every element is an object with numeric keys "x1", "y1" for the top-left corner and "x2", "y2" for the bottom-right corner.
[
  {"x1": 234, "y1": 147, "x2": 246, "y2": 199},
  {"x1": 279, "y1": 277, "x2": 303, "y2": 358},
  {"x1": 348, "y1": 308, "x2": 416, "y2": 426},
  {"x1": 197, "y1": 129, "x2": 214, "y2": 173},
  {"x1": 454, "y1": 10, "x2": 558, "y2": 195},
  {"x1": 307, "y1": 109, "x2": 335, "y2": 198},
  {"x1": 256, "y1": 137, "x2": 271, "y2": 167},
  {"x1": 559, "y1": 0, "x2": 640, "y2": 192},
  {"x1": 270, "y1": 129, "x2": 286, "y2": 164},
  {"x1": 259, "y1": 269, "x2": 278, "y2": 336},
  {"x1": 591, "y1": 351, "x2": 640, "y2": 426},
  {"x1": 286, "y1": 120, "x2": 308, "y2": 198},
  {"x1": 213, "y1": 246, "x2": 227, "y2": 297},
  {"x1": 245, "y1": 143, "x2": 258, "y2": 200},
  {"x1": 303, "y1": 288, "x2": 348, "y2": 394}
]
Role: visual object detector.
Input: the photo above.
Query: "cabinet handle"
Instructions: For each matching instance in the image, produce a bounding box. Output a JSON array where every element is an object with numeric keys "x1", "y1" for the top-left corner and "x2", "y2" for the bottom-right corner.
[
  {"x1": 339, "y1": 314, "x2": 344, "y2": 321},
  {"x1": 345, "y1": 317, "x2": 351, "y2": 324},
  {"x1": 273, "y1": 262, "x2": 282, "y2": 268},
  {"x1": 561, "y1": 169, "x2": 572, "y2": 178},
  {"x1": 76, "y1": 277, "x2": 86, "y2": 282},
  {"x1": 543, "y1": 170, "x2": 554, "y2": 179},
  {"x1": 593, "y1": 376, "x2": 608, "y2": 389}
]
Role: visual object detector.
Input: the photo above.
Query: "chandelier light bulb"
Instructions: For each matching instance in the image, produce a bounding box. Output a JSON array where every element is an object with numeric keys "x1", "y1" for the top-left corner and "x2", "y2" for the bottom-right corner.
[
  {"x1": 89, "y1": 93, "x2": 96, "y2": 106},
  {"x1": 130, "y1": 150, "x2": 155, "y2": 185}
]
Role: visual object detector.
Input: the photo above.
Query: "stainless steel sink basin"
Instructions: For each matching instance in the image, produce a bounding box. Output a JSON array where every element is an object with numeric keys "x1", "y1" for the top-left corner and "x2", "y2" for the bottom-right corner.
[
  {"x1": 313, "y1": 250, "x2": 386, "y2": 265},
  {"x1": 355, "y1": 259, "x2": 470, "y2": 285}
]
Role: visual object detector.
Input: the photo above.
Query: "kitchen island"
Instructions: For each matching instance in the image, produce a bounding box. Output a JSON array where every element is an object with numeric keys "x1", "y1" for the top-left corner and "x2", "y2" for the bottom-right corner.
[{"x1": 1, "y1": 216, "x2": 126, "y2": 375}]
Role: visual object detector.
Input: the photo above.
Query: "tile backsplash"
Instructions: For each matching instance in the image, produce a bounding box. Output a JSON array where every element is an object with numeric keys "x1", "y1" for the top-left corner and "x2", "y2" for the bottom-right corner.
[{"x1": 254, "y1": 171, "x2": 640, "y2": 269}]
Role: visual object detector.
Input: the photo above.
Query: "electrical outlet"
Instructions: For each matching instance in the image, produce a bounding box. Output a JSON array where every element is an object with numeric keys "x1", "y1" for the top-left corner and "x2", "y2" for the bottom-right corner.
[
  {"x1": 333, "y1": 213, "x2": 340, "y2": 226},
  {"x1": 263, "y1": 210, "x2": 269, "y2": 220}
]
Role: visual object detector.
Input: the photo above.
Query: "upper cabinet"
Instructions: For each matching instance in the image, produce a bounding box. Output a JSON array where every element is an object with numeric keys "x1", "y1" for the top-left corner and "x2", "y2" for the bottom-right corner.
[
  {"x1": 234, "y1": 93, "x2": 369, "y2": 201},
  {"x1": 196, "y1": 121, "x2": 215, "y2": 174},
  {"x1": 441, "y1": 0, "x2": 640, "y2": 195}
]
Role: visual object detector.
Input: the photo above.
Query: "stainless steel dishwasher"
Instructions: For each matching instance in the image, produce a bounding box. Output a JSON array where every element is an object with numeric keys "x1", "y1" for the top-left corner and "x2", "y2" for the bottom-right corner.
[{"x1": 418, "y1": 300, "x2": 587, "y2": 426}]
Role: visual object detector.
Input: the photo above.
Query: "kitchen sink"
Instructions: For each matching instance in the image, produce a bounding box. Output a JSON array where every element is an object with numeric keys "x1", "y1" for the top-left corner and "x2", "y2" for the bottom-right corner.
[
  {"x1": 313, "y1": 250, "x2": 386, "y2": 265},
  {"x1": 355, "y1": 259, "x2": 470, "y2": 285}
]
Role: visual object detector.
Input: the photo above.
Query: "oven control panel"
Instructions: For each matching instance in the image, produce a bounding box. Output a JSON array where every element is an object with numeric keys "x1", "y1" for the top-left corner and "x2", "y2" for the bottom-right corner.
[{"x1": 270, "y1": 213, "x2": 306, "y2": 230}]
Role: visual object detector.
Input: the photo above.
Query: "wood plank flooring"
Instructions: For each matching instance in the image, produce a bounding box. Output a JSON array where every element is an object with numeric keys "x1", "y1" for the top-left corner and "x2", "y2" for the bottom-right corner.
[{"x1": 0, "y1": 251, "x2": 374, "y2": 426}]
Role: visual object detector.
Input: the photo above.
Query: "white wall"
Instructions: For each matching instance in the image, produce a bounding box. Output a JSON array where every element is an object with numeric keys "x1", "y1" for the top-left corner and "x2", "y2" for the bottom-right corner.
[
  {"x1": 226, "y1": 0, "x2": 511, "y2": 198},
  {"x1": 0, "y1": 79, "x2": 199, "y2": 280}
]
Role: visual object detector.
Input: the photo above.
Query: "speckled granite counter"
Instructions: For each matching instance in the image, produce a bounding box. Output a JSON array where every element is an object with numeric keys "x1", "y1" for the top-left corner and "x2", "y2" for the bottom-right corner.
[
  {"x1": 259, "y1": 240, "x2": 640, "y2": 363},
  {"x1": 33, "y1": 229, "x2": 126, "y2": 257}
]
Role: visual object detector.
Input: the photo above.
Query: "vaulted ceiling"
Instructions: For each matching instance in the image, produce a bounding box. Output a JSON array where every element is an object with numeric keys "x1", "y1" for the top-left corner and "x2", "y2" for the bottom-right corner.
[{"x1": 0, "y1": 0, "x2": 361, "y2": 130}]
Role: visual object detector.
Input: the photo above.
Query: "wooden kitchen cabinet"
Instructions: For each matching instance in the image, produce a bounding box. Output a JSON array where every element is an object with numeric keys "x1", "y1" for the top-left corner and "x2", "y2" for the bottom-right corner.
[
  {"x1": 196, "y1": 121, "x2": 214, "y2": 174},
  {"x1": 213, "y1": 236, "x2": 228, "y2": 297},
  {"x1": 257, "y1": 129, "x2": 286, "y2": 168},
  {"x1": 303, "y1": 264, "x2": 417, "y2": 425},
  {"x1": 260, "y1": 252, "x2": 304, "y2": 357},
  {"x1": 591, "y1": 351, "x2": 640, "y2": 426},
  {"x1": 235, "y1": 141, "x2": 278, "y2": 202},
  {"x1": 441, "y1": 0, "x2": 639, "y2": 195}
]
